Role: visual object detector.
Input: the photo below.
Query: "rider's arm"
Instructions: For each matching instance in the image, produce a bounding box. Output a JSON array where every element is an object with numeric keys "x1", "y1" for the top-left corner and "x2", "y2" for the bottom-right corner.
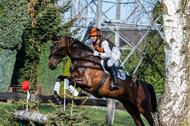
[
  {"x1": 84, "y1": 38, "x2": 92, "y2": 45},
  {"x1": 100, "y1": 40, "x2": 112, "y2": 58}
]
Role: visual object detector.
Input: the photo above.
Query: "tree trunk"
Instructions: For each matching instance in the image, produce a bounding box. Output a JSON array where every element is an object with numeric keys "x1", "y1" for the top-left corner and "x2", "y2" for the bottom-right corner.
[
  {"x1": 181, "y1": 0, "x2": 190, "y2": 125},
  {"x1": 157, "y1": 0, "x2": 190, "y2": 125},
  {"x1": 14, "y1": 110, "x2": 48, "y2": 124}
]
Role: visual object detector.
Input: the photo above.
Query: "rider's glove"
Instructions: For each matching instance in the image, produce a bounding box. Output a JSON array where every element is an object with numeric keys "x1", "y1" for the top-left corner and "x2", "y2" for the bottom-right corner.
[
  {"x1": 99, "y1": 53, "x2": 105, "y2": 59},
  {"x1": 93, "y1": 51, "x2": 100, "y2": 57}
]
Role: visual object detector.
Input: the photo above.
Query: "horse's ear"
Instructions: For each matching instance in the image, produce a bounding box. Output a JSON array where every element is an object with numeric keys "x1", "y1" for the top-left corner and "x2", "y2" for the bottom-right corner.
[{"x1": 49, "y1": 35, "x2": 60, "y2": 40}]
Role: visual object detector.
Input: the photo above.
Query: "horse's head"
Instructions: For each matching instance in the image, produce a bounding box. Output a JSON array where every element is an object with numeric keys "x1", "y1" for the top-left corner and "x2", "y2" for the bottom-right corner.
[{"x1": 48, "y1": 35, "x2": 68, "y2": 70}]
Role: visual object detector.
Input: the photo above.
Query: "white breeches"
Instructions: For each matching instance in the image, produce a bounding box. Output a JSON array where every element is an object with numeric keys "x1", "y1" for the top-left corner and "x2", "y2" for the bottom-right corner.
[{"x1": 107, "y1": 47, "x2": 121, "y2": 67}]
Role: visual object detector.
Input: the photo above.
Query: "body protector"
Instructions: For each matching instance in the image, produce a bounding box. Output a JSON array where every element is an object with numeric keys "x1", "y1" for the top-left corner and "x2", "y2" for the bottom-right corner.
[
  {"x1": 85, "y1": 37, "x2": 121, "y2": 90},
  {"x1": 85, "y1": 38, "x2": 121, "y2": 67}
]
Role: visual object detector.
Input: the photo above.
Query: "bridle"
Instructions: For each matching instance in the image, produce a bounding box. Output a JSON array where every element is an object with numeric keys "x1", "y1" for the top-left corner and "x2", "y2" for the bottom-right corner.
[
  {"x1": 49, "y1": 36, "x2": 63, "y2": 65},
  {"x1": 49, "y1": 55, "x2": 62, "y2": 66},
  {"x1": 48, "y1": 36, "x2": 76, "y2": 65}
]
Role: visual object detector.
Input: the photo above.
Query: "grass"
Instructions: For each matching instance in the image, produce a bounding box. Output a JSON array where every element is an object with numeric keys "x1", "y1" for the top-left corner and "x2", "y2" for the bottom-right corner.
[
  {"x1": 0, "y1": 103, "x2": 149, "y2": 126},
  {"x1": 0, "y1": 103, "x2": 17, "y2": 123}
]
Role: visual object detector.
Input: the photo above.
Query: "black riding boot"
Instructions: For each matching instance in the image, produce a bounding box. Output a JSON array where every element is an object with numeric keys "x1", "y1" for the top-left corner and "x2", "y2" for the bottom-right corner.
[{"x1": 109, "y1": 64, "x2": 120, "y2": 90}]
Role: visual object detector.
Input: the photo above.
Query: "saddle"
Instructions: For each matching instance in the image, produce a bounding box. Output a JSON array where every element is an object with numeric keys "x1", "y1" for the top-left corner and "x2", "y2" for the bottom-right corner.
[
  {"x1": 116, "y1": 66, "x2": 126, "y2": 80},
  {"x1": 103, "y1": 61, "x2": 126, "y2": 81},
  {"x1": 90, "y1": 65, "x2": 126, "y2": 98}
]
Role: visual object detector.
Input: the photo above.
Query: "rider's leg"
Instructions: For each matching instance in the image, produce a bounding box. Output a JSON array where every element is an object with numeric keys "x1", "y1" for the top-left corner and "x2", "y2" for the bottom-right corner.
[
  {"x1": 107, "y1": 47, "x2": 121, "y2": 90},
  {"x1": 109, "y1": 64, "x2": 120, "y2": 90},
  {"x1": 101, "y1": 59, "x2": 119, "y2": 90},
  {"x1": 100, "y1": 60, "x2": 109, "y2": 74}
]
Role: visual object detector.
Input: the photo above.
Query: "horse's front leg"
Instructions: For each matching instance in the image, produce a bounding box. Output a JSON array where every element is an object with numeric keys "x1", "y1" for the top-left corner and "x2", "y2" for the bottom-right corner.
[
  {"x1": 57, "y1": 75, "x2": 71, "y2": 81},
  {"x1": 69, "y1": 77, "x2": 92, "y2": 96}
]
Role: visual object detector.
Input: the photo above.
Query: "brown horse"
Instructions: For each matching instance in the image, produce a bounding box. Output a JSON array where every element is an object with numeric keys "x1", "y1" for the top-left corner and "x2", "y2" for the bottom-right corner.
[{"x1": 48, "y1": 35, "x2": 157, "y2": 126}]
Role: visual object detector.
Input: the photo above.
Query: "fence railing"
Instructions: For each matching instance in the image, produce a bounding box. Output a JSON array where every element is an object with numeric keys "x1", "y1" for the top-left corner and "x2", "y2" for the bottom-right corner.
[
  {"x1": 4, "y1": 85, "x2": 125, "y2": 110},
  {"x1": 8, "y1": 86, "x2": 68, "y2": 96},
  {"x1": 9, "y1": 86, "x2": 24, "y2": 93}
]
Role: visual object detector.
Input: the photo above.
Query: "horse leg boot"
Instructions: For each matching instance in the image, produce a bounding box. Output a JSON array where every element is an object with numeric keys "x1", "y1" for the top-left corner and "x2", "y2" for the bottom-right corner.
[
  {"x1": 109, "y1": 64, "x2": 120, "y2": 90},
  {"x1": 53, "y1": 77, "x2": 62, "y2": 104},
  {"x1": 53, "y1": 75, "x2": 68, "y2": 103}
]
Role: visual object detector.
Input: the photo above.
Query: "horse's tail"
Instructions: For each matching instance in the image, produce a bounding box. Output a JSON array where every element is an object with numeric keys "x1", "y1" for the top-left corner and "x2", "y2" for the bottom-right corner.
[{"x1": 146, "y1": 83, "x2": 157, "y2": 113}]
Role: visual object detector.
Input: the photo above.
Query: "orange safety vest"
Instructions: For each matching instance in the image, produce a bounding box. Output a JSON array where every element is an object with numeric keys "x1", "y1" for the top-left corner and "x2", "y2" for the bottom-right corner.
[
  {"x1": 93, "y1": 37, "x2": 115, "y2": 53},
  {"x1": 93, "y1": 44, "x2": 104, "y2": 52}
]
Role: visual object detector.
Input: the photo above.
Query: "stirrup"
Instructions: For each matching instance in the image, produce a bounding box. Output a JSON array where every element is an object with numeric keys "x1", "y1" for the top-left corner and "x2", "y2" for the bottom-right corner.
[{"x1": 109, "y1": 82, "x2": 120, "y2": 91}]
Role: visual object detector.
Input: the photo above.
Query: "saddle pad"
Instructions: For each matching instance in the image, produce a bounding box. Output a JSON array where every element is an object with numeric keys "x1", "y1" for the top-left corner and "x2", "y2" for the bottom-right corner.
[{"x1": 117, "y1": 67, "x2": 126, "y2": 80}]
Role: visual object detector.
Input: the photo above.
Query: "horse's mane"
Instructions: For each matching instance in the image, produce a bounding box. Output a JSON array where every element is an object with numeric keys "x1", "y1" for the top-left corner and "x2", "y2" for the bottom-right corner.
[
  {"x1": 62, "y1": 36, "x2": 101, "y2": 65},
  {"x1": 63, "y1": 36, "x2": 93, "y2": 53}
]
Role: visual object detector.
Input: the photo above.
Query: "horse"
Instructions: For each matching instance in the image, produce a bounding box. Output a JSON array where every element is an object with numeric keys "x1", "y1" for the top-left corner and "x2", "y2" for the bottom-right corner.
[{"x1": 48, "y1": 35, "x2": 157, "y2": 126}]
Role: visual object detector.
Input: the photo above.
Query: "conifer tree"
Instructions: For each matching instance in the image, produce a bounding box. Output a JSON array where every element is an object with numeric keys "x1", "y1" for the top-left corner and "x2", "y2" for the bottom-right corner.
[
  {"x1": 135, "y1": 2, "x2": 164, "y2": 94},
  {"x1": 12, "y1": 0, "x2": 78, "y2": 89}
]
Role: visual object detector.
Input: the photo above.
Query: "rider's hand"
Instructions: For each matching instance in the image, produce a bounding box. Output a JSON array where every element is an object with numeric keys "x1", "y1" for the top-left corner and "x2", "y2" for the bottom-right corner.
[
  {"x1": 99, "y1": 53, "x2": 104, "y2": 59},
  {"x1": 93, "y1": 51, "x2": 100, "y2": 57}
]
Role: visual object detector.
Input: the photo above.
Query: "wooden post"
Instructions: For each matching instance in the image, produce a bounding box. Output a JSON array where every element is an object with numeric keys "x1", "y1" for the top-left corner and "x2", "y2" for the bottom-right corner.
[
  {"x1": 106, "y1": 0, "x2": 120, "y2": 125},
  {"x1": 36, "y1": 84, "x2": 43, "y2": 95},
  {"x1": 106, "y1": 99, "x2": 116, "y2": 125},
  {"x1": 64, "y1": 79, "x2": 69, "y2": 111}
]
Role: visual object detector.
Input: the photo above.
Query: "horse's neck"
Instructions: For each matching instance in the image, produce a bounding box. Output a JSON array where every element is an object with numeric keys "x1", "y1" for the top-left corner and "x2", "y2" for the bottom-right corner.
[
  {"x1": 68, "y1": 44, "x2": 100, "y2": 67},
  {"x1": 68, "y1": 41, "x2": 93, "y2": 58}
]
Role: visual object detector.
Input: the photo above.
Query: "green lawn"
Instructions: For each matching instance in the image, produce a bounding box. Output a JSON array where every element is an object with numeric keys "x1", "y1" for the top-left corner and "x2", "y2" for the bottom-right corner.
[{"x1": 0, "y1": 103, "x2": 149, "y2": 126}]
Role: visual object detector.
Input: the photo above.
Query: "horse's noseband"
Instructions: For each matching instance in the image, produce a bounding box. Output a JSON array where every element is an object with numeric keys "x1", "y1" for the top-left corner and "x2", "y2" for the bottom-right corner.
[{"x1": 49, "y1": 54, "x2": 62, "y2": 65}]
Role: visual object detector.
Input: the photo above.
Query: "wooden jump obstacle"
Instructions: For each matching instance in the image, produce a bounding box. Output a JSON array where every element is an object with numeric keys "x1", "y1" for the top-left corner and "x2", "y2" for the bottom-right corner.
[{"x1": 0, "y1": 92, "x2": 107, "y2": 106}]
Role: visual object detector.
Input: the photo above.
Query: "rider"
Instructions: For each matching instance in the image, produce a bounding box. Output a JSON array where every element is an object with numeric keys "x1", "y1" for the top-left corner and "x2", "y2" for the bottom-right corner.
[{"x1": 85, "y1": 27, "x2": 121, "y2": 90}]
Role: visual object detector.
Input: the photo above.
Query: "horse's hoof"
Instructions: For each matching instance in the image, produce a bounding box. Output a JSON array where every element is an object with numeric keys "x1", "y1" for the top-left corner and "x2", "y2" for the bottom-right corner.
[
  {"x1": 78, "y1": 90, "x2": 88, "y2": 97},
  {"x1": 54, "y1": 95, "x2": 62, "y2": 104},
  {"x1": 55, "y1": 97, "x2": 60, "y2": 102}
]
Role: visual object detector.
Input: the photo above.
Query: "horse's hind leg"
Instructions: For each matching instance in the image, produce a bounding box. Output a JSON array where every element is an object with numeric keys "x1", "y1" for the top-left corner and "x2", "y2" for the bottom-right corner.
[
  {"x1": 138, "y1": 100, "x2": 154, "y2": 125},
  {"x1": 141, "y1": 112, "x2": 154, "y2": 126},
  {"x1": 122, "y1": 102, "x2": 145, "y2": 126}
]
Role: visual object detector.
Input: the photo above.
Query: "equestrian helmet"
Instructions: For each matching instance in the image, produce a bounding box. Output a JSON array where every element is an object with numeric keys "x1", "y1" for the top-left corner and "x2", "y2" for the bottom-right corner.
[{"x1": 90, "y1": 27, "x2": 102, "y2": 37}]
